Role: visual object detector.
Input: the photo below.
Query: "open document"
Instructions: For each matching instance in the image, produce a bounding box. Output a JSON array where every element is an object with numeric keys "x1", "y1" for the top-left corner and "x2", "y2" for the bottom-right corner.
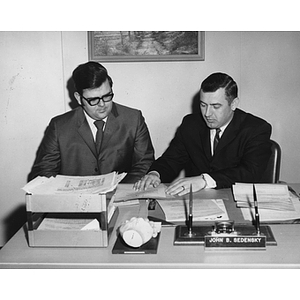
[
  {"x1": 112, "y1": 183, "x2": 228, "y2": 221},
  {"x1": 112, "y1": 183, "x2": 174, "y2": 202},
  {"x1": 22, "y1": 172, "x2": 126, "y2": 194},
  {"x1": 157, "y1": 198, "x2": 228, "y2": 222},
  {"x1": 233, "y1": 183, "x2": 300, "y2": 222}
]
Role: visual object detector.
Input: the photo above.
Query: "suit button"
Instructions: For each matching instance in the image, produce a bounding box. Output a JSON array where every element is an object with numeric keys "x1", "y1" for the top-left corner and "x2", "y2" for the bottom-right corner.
[{"x1": 94, "y1": 168, "x2": 98, "y2": 172}]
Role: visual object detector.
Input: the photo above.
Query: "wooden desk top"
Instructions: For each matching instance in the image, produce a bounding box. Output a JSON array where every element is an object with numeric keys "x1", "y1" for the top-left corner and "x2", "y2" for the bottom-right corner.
[{"x1": 1, "y1": 185, "x2": 300, "y2": 269}]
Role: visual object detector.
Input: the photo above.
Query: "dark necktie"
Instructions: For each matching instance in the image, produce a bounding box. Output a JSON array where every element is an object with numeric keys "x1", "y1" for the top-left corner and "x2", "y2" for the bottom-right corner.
[
  {"x1": 213, "y1": 128, "x2": 221, "y2": 154},
  {"x1": 94, "y1": 120, "x2": 104, "y2": 154}
]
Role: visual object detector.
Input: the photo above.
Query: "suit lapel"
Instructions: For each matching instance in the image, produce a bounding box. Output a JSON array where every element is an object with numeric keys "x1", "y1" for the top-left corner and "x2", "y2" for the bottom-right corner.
[
  {"x1": 201, "y1": 126, "x2": 212, "y2": 160},
  {"x1": 214, "y1": 110, "x2": 241, "y2": 155},
  {"x1": 99, "y1": 103, "x2": 120, "y2": 157},
  {"x1": 197, "y1": 115, "x2": 212, "y2": 160},
  {"x1": 76, "y1": 108, "x2": 98, "y2": 157}
]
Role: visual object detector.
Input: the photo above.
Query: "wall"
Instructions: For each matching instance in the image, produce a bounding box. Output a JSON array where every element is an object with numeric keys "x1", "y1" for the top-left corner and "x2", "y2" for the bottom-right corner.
[
  {"x1": 239, "y1": 31, "x2": 300, "y2": 183},
  {"x1": 0, "y1": 31, "x2": 299, "y2": 246},
  {"x1": 104, "y1": 31, "x2": 242, "y2": 158},
  {"x1": 0, "y1": 32, "x2": 64, "y2": 246}
]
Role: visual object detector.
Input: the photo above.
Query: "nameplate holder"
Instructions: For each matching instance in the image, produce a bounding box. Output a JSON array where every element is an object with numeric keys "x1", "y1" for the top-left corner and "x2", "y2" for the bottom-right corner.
[{"x1": 204, "y1": 234, "x2": 266, "y2": 250}]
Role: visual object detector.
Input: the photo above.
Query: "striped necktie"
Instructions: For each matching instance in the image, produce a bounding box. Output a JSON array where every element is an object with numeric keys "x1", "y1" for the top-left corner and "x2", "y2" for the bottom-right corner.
[{"x1": 213, "y1": 128, "x2": 221, "y2": 154}]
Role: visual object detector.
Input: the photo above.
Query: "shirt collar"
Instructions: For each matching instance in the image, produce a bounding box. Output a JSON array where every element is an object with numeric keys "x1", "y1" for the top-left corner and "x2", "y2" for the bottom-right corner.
[
  {"x1": 83, "y1": 110, "x2": 107, "y2": 128},
  {"x1": 213, "y1": 117, "x2": 232, "y2": 135}
]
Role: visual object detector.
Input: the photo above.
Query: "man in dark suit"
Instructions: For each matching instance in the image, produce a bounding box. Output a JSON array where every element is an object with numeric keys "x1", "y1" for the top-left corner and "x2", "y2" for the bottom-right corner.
[
  {"x1": 28, "y1": 61, "x2": 154, "y2": 183},
  {"x1": 134, "y1": 72, "x2": 272, "y2": 195}
]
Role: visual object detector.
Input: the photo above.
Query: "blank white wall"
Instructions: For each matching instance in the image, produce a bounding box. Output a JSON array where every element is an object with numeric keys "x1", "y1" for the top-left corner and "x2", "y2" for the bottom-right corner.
[
  {"x1": 0, "y1": 32, "x2": 64, "y2": 245},
  {"x1": 0, "y1": 31, "x2": 299, "y2": 246},
  {"x1": 239, "y1": 31, "x2": 300, "y2": 183}
]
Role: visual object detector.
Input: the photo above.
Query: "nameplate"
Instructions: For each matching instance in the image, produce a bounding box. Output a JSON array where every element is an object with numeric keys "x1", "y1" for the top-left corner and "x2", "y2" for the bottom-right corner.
[{"x1": 204, "y1": 235, "x2": 266, "y2": 250}]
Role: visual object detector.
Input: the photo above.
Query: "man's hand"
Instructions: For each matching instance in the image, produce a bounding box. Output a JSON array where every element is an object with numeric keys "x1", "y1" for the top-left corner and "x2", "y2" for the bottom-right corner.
[
  {"x1": 165, "y1": 175, "x2": 206, "y2": 196},
  {"x1": 133, "y1": 172, "x2": 161, "y2": 191}
]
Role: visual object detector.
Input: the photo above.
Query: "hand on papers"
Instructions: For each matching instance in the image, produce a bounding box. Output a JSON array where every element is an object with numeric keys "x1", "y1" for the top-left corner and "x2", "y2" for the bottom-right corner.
[
  {"x1": 133, "y1": 172, "x2": 161, "y2": 191},
  {"x1": 134, "y1": 174, "x2": 207, "y2": 196},
  {"x1": 165, "y1": 176, "x2": 206, "y2": 196},
  {"x1": 133, "y1": 172, "x2": 206, "y2": 196}
]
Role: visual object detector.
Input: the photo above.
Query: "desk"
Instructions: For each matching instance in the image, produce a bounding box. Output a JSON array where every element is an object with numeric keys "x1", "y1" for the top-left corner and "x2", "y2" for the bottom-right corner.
[{"x1": 1, "y1": 185, "x2": 300, "y2": 269}]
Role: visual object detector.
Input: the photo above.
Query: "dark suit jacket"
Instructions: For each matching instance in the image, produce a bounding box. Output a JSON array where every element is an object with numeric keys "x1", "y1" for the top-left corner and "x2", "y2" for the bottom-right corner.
[
  {"x1": 28, "y1": 103, "x2": 154, "y2": 183},
  {"x1": 149, "y1": 109, "x2": 272, "y2": 188}
]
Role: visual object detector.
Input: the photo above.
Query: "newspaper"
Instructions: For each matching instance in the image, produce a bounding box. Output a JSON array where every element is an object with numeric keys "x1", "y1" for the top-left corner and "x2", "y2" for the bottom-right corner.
[{"x1": 22, "y1": 172, "x2": 127, "y2": 194}]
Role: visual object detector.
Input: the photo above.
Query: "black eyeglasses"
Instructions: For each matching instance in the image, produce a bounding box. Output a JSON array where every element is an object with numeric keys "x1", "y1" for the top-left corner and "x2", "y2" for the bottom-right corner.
[{"x1": 81, "y1": 92, "x2": 114, "y2": 106}]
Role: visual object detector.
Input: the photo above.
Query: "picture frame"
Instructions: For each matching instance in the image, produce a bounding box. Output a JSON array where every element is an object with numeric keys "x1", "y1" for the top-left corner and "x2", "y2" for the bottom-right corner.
[{"x1": 88, "y1": 31, "x2": 205, "y2": 62}]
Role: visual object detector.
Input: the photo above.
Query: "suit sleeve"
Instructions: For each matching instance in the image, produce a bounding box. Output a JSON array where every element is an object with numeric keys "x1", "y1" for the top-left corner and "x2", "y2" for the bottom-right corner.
[
  {"x1": 148, "y1": 123, "x2": 190, "y2": 182},
  {"x1": 28, "y1": 119, "x2": 61, "y2": 181},
  {"x1": 122, "y1": 111, "x2": 155, "y2": 183},
  {"x1": 209, "y1": 121, "x2": 272, "y2": 188}
]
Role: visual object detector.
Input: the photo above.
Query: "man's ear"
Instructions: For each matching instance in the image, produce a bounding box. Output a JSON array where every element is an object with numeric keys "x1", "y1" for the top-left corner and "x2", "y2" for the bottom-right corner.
[
  {"x1": 231, "y1": 97, "x2": 240, "y2": 111},
  {"x1": 74, "y1": 92, "x2": 82, "y2": 106}
]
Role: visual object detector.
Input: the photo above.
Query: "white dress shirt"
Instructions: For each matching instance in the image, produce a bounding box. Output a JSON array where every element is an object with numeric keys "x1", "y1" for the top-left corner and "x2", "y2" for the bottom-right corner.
[
  {"x1": 204, "y1": 122, "x2": 231, "y2": 188},
  {"x1": 83, "y1": 110, "x2": 107, "y2": 142}
]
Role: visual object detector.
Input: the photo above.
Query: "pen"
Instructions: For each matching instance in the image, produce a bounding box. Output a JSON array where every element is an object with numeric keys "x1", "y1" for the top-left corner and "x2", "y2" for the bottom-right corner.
[
  {"x1": 188, "y1": 184, "x2": 193, "y2": 235},
  {"x1": 253, "y1": 184, "x2": 261, "y2": 235}
]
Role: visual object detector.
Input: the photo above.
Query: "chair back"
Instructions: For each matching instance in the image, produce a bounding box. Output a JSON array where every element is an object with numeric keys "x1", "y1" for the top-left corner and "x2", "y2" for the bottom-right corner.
[{"x1": 260, "y1": 140, "x2": 281, "y2": 183}]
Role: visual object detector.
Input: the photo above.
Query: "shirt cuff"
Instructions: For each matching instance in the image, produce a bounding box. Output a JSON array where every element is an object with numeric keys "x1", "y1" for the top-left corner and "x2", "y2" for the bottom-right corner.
[
  {"x1": 147, "y1": 171, "x2": 160, "y2": 179},
  {"x1": 202, "y1": 173, "x2": 216, "y2": 189}
]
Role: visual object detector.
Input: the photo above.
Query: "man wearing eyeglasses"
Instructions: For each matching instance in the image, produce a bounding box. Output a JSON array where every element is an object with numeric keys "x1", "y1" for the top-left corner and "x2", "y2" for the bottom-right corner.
[{"x1": 28, "y1": 61, "x2": 154, "y2": 183}]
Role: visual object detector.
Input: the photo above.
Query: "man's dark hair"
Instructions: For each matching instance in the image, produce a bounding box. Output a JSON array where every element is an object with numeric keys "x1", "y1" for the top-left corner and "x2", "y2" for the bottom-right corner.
[
  {"x1": 201, "y1": 72, "x2": 238, "y2": 103},
  {"x1": 72, "y1": 61, "x2": 113, "y2": 95}
]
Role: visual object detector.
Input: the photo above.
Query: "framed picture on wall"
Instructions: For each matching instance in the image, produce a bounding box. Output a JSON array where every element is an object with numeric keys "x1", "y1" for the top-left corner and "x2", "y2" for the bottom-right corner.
[{"x1": 88, "y1": 31, "x2": 205, "y2": 62}]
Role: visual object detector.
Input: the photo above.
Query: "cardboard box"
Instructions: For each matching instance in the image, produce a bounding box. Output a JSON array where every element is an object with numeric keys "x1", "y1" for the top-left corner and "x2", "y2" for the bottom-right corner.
[{"x1": 26, "y1": 193, "x2": 118, "y2": 247}]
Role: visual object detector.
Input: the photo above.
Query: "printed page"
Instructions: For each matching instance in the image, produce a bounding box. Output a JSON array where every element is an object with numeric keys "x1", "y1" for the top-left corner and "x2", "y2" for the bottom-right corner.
[
  {"x1": 22, "y1": 172, "x2": 126, "y2": 194},
  {"x1": 157, "y1": 198, "x2": 229, "y2": 222},
  {"x1": 113, "y1": 183, "x2": 174, "y2": 202},
  {"x1": 37, "y1": 218, "x2": 100, "y2": 231},
  {"x1": 241, "y1": 197, "x2": 300, "y2": 222},
  {"x1": 232, "y1": 183, "x2": 293, "y2": 211},
  {"x1": 233, "y1": 183, "x2": 290, "y2": 202}
]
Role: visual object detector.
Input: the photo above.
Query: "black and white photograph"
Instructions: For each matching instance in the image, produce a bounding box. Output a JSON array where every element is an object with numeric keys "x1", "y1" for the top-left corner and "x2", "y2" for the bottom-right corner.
[{"x1": 0, "y1": 3, "x2": 299, "y2": 299}]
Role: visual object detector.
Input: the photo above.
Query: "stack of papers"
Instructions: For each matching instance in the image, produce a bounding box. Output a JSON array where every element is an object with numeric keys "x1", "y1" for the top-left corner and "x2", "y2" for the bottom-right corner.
[
  {"x1": 233, "y1": 183, "x2": 293, "y2": 210},
  {"x1": 232, "y1": 183, "x2": 300, "y2": 222},
  {"x1": 22, "y1": 172, "x2": 123, "y2": 232},
  {"x1": 22, "y1": 172, "x2": 127, "y2": 195},
  {"x1": 37, "y1": 217, "x2": 100, "y2": 231}
]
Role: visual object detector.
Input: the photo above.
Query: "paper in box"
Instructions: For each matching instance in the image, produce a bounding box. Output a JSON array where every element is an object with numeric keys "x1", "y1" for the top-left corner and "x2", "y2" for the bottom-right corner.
[{"x1": 25, "y1": 193, "x2": 119, "y2": 248}]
